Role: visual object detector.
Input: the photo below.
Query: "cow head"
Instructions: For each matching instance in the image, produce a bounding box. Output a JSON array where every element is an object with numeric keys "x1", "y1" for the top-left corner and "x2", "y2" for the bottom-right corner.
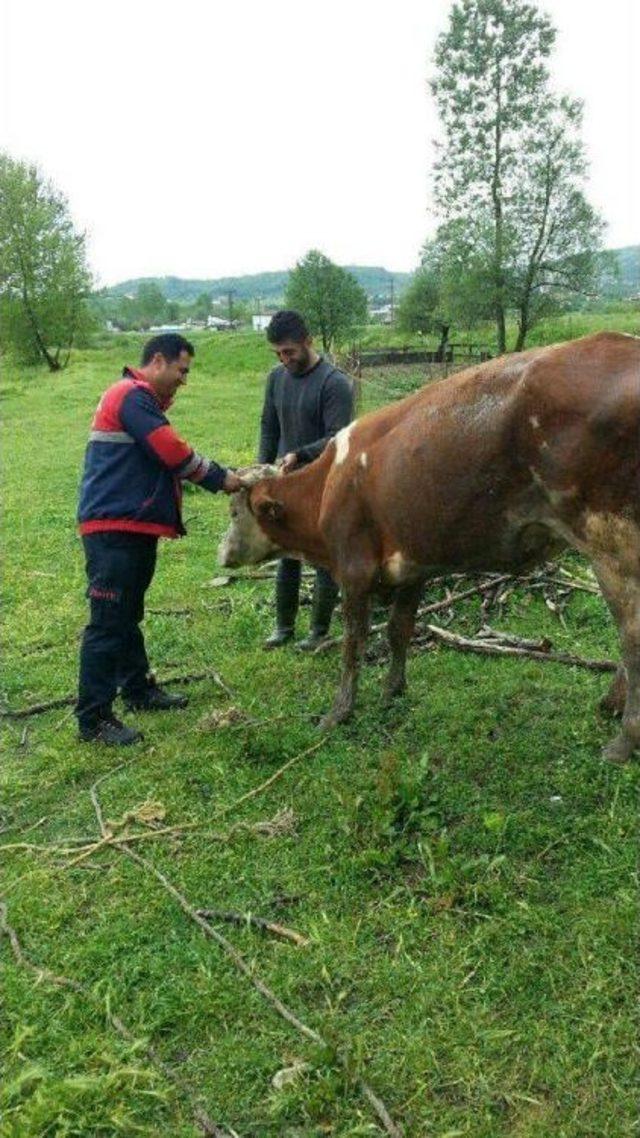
[{"x1": 217, "y1": 464, "x2": 285, "y2": 567}]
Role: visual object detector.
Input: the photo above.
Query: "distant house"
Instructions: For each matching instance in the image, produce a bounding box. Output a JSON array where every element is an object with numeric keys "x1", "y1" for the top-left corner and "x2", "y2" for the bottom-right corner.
[
  {"x1": 207, "y1": 315, "x2": 235, "y2": 330},
  {"x1": 369, "y1": 305, "x2": 393, "y2": 324},
  {"x1": 252, "y1": 314, "x2": 271, "y2": 332}
]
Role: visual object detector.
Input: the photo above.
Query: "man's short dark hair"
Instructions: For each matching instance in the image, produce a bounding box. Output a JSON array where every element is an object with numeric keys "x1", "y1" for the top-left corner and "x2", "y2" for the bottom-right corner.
[
  {"x1": 266, "y1": 310, "x2": 309, "y2": 344},
  {"x1": 141, "y1": 333, "x2": 195, "y2": 365}
]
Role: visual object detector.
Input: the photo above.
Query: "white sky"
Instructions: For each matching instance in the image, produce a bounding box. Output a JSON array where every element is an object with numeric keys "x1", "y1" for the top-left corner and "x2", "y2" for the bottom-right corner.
[{"x1": 1, "y1": 0, "x2": 638, "y2": 286}]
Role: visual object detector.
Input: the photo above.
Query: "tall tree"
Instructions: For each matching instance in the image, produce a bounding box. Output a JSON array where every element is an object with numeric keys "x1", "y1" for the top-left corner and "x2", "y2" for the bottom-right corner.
[
  {"x1": 430, "y1": 0, "x2": 602, "y2": 352},
  {"x1": 285, "y1": 250, "x2": 368, "y2": 352},
  {"x1": 508, "y1": 95, "x2": 603, "y2": 348},
  {"x1": 0, "y1": 153, "x2": 92, "y2": 369},
  {"x1": 396, "y1": 264, "x2": 451, "y2": 358},
  {"x1": 134, "y1": 282, "x2": 168, "y2": 329},
  {"x1": 192, "y1": 291, "x2": 213, "y2": 323}
]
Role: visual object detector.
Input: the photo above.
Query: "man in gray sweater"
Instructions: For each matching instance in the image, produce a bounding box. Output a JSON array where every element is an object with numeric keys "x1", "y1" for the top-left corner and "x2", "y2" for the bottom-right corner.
[{"x1": 258, "y1": 310, "x2": 354, "y2": 650}]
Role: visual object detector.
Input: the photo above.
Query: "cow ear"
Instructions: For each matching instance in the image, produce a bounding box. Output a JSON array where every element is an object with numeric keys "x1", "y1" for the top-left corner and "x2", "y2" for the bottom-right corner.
[{"x1": 256, "y1": 496, "x2": 285, "y2": 522}]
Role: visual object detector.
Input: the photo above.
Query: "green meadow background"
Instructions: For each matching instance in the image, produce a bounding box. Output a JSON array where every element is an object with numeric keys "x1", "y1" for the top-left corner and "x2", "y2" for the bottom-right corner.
[{"x1": 1, "y1": 319, "x2": 638, "y2": 1136}]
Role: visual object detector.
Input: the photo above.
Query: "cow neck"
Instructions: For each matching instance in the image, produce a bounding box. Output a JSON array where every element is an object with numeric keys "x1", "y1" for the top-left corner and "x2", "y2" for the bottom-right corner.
[{"x1": 267, "y1": 452, "x2": 332, "y2": 564}]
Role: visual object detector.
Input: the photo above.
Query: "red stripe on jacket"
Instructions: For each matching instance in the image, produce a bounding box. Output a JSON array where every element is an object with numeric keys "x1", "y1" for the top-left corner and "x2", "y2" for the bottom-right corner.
[
  {"x1": 92, "y1": 380, "x2": 135, "y2": 431},
  {"x1": 146, "y1": 423, "x2": 192, "y2": 468},
  {"x1": 80, "y1": 518, "x2": 178, "y2": 538}
]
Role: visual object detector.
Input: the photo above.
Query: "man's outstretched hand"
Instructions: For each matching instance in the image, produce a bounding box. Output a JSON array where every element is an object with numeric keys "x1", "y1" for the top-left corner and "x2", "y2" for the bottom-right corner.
[
  {"x1": 279, "y1": 452, "x2": 298, "y2": 473},
  {"x1": 223, "y1": 471, "x2": 244, "y2": 493}
]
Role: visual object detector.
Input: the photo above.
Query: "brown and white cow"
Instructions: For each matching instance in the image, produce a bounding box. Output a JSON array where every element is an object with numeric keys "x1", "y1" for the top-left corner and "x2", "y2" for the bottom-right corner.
[{"x1": 219, "y1": 332, "x2": 640, "y2": 761}]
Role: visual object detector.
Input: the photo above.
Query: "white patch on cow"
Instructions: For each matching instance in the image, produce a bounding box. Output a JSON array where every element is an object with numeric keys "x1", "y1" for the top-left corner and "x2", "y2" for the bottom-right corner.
[
  {"x1": 334, "y1": 423, "x2": 355, "y2": 465},
  {"x1": 359, "y1": 451, "x2": 368, "y2": 469},
  {"x1": 386, "y1": 552, "x2": 404, "y2": 580},
  {"x1": 383, "y1": 551, "x2": 421, "y2": 585},
  {"x1": 529, "y1": 415, "x2": 540, "y2": 429}
]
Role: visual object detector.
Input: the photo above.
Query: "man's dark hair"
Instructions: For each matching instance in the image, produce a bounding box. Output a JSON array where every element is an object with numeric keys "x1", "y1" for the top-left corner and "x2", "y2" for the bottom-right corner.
[
  {"x1": 141, "y1": 333, "x2": 195, "y2": 365},
  {"x1": 266, "y1": 310, "x2": 309, "y2": 344}
]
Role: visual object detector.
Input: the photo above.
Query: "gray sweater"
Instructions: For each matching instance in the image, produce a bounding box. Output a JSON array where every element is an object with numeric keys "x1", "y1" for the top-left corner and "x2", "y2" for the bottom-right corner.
[{"x1": 258, "y1": 357, "x2": 354, "y2": 465}]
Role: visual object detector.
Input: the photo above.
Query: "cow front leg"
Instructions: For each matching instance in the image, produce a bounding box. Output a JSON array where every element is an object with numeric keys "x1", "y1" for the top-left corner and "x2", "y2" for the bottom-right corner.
[
  {"x1": 319, "y1": 586, "x2": 370, "y2": 731},
  {"x1": 593, "y1": 562, "x2": 640, "y2": 763},
  {"x1": 600, "y1": 665, "x2": 627, "y2": 718},
  {"x1": 603, "y1": 638, "x2": 640, "y2": 764},
  {"x1": 383, "y1": 581, "x2": 423, "y2": 703}
]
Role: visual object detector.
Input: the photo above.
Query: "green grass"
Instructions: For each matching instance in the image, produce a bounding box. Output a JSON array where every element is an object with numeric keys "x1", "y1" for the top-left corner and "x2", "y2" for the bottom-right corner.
[
  {"x1": 356, "y1": 302, "x2": 640, "y2": 353},
  {"x1": 1, "y1": 328, "x2": 638, "y2": 1136}
]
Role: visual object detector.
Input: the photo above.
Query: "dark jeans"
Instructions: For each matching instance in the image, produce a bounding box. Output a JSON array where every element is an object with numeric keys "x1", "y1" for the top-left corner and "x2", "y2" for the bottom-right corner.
[{"x1": 76, "y1": 531, "x2": 158, "y2": 729}]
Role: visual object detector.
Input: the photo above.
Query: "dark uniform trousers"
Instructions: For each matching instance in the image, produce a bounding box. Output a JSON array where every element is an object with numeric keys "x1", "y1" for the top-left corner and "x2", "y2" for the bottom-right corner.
[{"x1": 76, "y1": 531, "x2": 158, "y2": 729}]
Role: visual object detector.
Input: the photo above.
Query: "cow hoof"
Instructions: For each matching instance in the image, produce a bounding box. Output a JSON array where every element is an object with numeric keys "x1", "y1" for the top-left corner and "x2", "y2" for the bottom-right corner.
[
  {"x1": 602, "y1": 733, "x2": 634, "y2": 764},
  {"x1": 382, "y1": 683, "x2": 407, "y2": 705},
  {"x1": 317, "y1": 707, "x2": 351, "y2": 732},
  {"x1": 317, "y1": 713, "x2": 338, "y2": 732}
]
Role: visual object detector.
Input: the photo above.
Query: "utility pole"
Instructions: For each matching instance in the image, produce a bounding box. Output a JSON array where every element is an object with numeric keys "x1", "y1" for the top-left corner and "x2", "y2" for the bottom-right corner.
[
  {"x1": 227, "y1": 289, "x2": 235, "y2": 324},
  {"x1": 389, "y1": 276, "x2": 395, "y2": 324}
]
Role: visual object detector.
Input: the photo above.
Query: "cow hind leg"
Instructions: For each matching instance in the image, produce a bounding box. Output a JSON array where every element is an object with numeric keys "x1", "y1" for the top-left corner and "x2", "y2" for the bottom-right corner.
[
  {"x1": 383, "y1": 581, "x2": 424, "y2": 703},
  {"x1": 592, "y1": 560, "x2": 640, "y2": 763}
]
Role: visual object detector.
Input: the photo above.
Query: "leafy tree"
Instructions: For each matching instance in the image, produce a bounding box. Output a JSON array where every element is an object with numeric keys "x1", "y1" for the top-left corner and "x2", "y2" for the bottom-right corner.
[
  {"x1": 165, "y1": 300, "x2": 181, "y2": 323},
  {"x1": 430, "y1": 0, "x2": 602, "y2": 352},
  {"x1": 396, "y1": 267, "x2": 440, "y2": 335},
  {"x1": 134, "y1": 282, "x2": 168, "y2": 329},
  {"x1": 285, "y1": 249, "x2": 368, "y2": 351},
  {"x1": 424, "y1": 221, "x2": 501, "y2": 332},
  {"x1": 192, "y1": 291, "x2": 213, "y2": 323},
  {"x1": 395, "y1": 263, "x2": 452, "y2": 358},
  {"x1": 0, "y1": 152, "x2": 92, "y2": 369}
]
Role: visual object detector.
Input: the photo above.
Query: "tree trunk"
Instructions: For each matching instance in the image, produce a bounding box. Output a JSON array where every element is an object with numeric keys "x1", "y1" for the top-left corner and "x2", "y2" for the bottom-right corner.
[
  {"x1": 22, "y1": 289, "x2": 60, "y2": 370},
  {"x1": 514, "y1": 310, "x2": 528, "y2": 352},
  {"x1": 435, "y1": 323, "x2": 450, "y2": 362},
  {"x1": 16, "y1": 244, "x2": 61, "y2": 370},
  {"x1": 491, "y1": 61, "x2": 507, "y2": 355}
]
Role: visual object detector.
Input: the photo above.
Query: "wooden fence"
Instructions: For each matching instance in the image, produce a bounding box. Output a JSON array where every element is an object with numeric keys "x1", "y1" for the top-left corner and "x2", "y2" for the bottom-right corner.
[{"x1": 349, "y1": 343, "x2": 492, "y2": 373}]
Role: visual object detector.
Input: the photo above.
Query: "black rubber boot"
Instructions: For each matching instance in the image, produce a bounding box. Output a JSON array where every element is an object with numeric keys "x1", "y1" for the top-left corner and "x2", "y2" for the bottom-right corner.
[
  {"x1": 263, "y1": 559, "x2": 300, "y2": 649},
  {"x1": 297, "y1": 572, "x2": 339, "y2": 651},
  {"x1": 124, "y1": 679, "x2": 189, "y2": 711}
]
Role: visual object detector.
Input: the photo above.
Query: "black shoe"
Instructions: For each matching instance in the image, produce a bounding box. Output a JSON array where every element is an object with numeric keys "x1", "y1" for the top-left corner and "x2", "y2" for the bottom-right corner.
[
  {"x1": 123, "y1": 684, "x2": 189, "y2": 711},
  {"x1": 263, "y1": 628, "x2": 295, "y2": 650},
  {"x1": 296, "y1": 630, "x2": 332, "y2": 652},
  {"x1": 80, "y1": 715, "x2": 144, "y2": 746}
]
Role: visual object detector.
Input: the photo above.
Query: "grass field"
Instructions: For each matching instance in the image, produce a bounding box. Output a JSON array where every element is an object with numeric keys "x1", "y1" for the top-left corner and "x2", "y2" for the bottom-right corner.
[
  {"x1": 358, "y1": 303, "x2": 640, "y2": 353},
  {"x1": 1, "y1": 328, "x2": 638, "y2": 1137}
]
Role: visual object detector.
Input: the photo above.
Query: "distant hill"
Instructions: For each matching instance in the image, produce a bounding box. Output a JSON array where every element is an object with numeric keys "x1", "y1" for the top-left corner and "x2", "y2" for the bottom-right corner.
[
  {"x1": 101, "y1": 247, "x2": 638, "y2": 307},
  {"x1": 103, "y1": 266, "x2": 412, "y2": 306}
]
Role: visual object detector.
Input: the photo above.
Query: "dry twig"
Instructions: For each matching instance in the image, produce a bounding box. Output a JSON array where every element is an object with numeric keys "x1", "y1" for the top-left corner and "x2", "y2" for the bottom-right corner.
[
  {"x1": 421, "y1": 624, "x2": 616, "y2": 672},
  {"x1": 106, "y1": 840, "x2": 402, "y2": 1135},
  {"x1": 217, "y1": 740, "x2": 325, "y2": 817},
  {"x1": 86, "y1": 759, "x2": 402, "y2": 1136},
  {"x1": 1, "y1": 668, "x2": 233, "y2": 720},
  {"x1": 0, "y1": 902, "x2": 233, "y2": 1137},
  {"x1": 196, "y1": 908, "x2": 309, "y2": 947}
]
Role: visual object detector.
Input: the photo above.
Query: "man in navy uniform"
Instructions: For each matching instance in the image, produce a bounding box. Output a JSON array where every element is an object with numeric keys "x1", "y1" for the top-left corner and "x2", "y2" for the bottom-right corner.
[{"x1": 76, "y1": 333, "x2": 242, "y2": 745}]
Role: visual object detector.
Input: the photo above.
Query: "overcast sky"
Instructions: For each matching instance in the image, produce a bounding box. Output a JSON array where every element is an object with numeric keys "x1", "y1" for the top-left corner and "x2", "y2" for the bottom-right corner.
[{"x1": 1, "y1": 0, "x2": 638, "y2": 286}]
